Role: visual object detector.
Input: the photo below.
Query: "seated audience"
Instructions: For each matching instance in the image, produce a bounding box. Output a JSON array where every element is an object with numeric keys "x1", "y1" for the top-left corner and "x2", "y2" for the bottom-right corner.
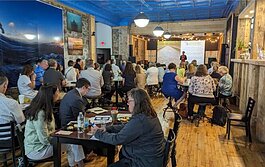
[
  {"x1": 208, "y1": 61, "x2": 218, "y2": 74},
  {"x1": 118, "y1": 61, "x2": 136, "y2": 99},
  {"x1": 210, "y1": 65, "x2": 222, "y2": 81},
  {"x1": 102, "y1": 64, "x2": 115, "y2": 102},
  {"x1": 157, "y1": 63, "x2": 165, "y2": 89},
  {"x1": 43, "y1": 59, "x2": 66, "y2": 90},
  {"x1": 218, "y1": 66, "x2": 233, "y2": 97},
  {"x1": 34, "y1": 59, "x2": 48, "y2": 90},
  {"x1": 146, "y1": 62, "x2": 159, "y2": 95},
  {"x1": 17, "y1": 64, "x2": 38, "y2": 99},
  {"x1": 94, "y1": 62, "x2": 100, "y2": 71},
  {"x1": 162, "y1": 63, "x2": 186, "y2": 107},
  {"x1": 0, "y1": 73, "x2": 25, "y2": 124},
  {"x1": 191, "y1": 60, "x2": 198, "y2": 67},
  {"x1": 186, "y1": 63, "x2": 196, "y2": 79},
  {"x1": 65, "y1": 60, "x2": 79, "y2": 82},
  {"x1": 24, "y1": 84, "x2": 85, "y2": 166},
  {"x1": 111, "y1": 59, "x2": 121, "y2": 79},
  {"x1": 188, "y1": 64, "x2": 216, "y2": 119},
  {"x1": 92, "y1": 88, "x2": 165, "y2": 167},
  {"x1": 177, "y1": 62, "x2": 186, "y2": 78},
  {"x1": 135, "y1": 64, "x2": 146, "y2": 89},
  {"x1": 79, "y1": 59, "x2": 104, "y2": 97},
  {"x1": 74, "y1": 58, "x2": 83, "y2": 71}
]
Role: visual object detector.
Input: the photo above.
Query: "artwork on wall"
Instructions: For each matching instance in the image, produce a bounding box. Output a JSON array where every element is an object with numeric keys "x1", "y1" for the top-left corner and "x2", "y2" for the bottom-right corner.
[
  {"x1": 0, "y1": 1, "x2": 63, "y2": 87},
  {"x1": 67, "y1": 12, "x2": 82, "y2": 32},
  {"x1": 68, "y1": 37, "x2": 83, "y2": 55}
]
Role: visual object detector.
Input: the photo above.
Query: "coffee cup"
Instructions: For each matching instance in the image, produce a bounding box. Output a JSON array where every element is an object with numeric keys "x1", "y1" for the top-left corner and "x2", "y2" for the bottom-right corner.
[
  {"x1": 18, "y1": 95, "x2": 25, "y2": 104},
  {"x1": 111, "y1": 110, "x2": 118, "y2": 122}
]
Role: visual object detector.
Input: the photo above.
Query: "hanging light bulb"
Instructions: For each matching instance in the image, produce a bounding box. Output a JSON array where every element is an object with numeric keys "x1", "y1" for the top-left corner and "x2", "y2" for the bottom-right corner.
[
  {"x1": 163, "y1": 31, "x2": 171, "y2": 39},
  {"x1": 153, "y1": 26, "x2": 164, "y2": 37},
  {"x1": 134, "y1": 12, "x2": 149, "y2": 28}
]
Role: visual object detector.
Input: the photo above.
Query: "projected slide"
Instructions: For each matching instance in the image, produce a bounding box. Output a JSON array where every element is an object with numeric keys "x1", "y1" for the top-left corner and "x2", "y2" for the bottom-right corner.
[
  {"x1": 181, "y1": 41, "x2": 205, "y2": 65},
  {"x1": 157, "y1": 41, "x2": 181, "y2": 66}
]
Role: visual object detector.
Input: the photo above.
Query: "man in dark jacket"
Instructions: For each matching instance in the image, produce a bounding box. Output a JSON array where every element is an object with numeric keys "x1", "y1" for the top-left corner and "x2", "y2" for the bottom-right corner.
[{"x1": 59, "y1": 78, "x2": 90, "y2": 127}]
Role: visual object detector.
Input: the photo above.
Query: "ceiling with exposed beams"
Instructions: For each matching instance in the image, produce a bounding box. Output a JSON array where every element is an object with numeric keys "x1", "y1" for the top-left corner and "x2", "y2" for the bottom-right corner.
[{"x1": 57, "y1": 0, "x2": 240, "y2": 26}]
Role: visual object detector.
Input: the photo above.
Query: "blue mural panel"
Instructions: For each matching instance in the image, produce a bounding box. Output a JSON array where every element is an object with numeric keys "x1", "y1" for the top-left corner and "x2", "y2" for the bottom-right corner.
[{"x1": 0, "y1": 1, "x2": 63, "y2": 87}]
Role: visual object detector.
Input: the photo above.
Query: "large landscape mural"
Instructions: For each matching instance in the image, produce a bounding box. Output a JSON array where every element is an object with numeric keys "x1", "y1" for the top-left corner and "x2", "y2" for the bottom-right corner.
[{"x1": 0, "y1": 1, "x2": 63, "y2": 87}]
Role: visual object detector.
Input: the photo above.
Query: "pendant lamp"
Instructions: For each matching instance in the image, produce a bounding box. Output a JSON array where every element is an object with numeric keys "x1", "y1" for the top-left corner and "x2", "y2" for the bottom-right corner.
[
  {"x1": 153, "y1": 26, "x2": 164, "y2": 37},
  {"x1": 134, "y1": 12, "x2": 149, "y2": 28}
]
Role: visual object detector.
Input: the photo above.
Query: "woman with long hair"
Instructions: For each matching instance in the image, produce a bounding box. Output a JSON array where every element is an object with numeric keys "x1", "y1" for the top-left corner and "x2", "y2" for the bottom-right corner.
[
  {"x1": 24, "y1": 84, "x2": 85, "y2": 166},
  {"x1": 92, "y1": 88, "x2": 164, "y2": 167},
  {"x1": 188, "y1": 64, "x2": 216, "y2": 119},
  {"x1": 118, "y1": 61, "x2": 136, "y2": 99},
  {"x1": 102, "y1": 63, "x2": 115, "y2": 101},
  {"x1": 17, "y1": 64, "x2": 38, "y2": 99}
]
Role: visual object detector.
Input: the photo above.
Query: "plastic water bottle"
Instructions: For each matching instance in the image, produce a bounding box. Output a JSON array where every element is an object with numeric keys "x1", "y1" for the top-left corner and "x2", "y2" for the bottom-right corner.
[{"x1": 77, "y1": 112, "x2": 84, "y2": 133}]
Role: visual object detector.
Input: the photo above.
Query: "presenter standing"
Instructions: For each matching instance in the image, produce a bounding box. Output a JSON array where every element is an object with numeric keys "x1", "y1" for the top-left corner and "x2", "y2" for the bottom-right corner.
[{"x1": 180, "y1": 51, "x2": 187, "y2": 63}]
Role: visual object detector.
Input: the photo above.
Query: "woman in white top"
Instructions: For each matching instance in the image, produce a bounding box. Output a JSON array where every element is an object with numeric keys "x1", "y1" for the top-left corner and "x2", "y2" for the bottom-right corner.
[
  {"x1": 146, "y1": 63, "x2": 159, "y2": 95},
  {"x1": 65, "y1": 60, "x2": 78, "y2": 82},
  {"x1": 17, "y1": 64, "x2": 38, "y2": 99},
  {"x1": 135, "y1": 65, "x2": 146, "y2": 89},
  {"x1": 188, "y1": 64, "x2": 216, "y2": 119}
]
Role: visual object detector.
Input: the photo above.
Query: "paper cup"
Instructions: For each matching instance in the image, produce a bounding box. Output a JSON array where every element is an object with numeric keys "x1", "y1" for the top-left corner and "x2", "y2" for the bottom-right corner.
[{"x1": 18, "y1": 95, "x2": 25, "y2": 104}]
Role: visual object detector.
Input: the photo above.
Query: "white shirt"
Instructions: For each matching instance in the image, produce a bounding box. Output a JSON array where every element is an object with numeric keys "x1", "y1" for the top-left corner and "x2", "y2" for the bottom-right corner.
[
  {"x1": 111, "y1": 64, "x2": 121, "y2": 78},
  {"x1": 65, "y1": 66, "x2": 77, "y2": 82},
  {"x1": 17, "y1": 75, "x2": 37, "y2": 99},
  {"x1": 79, "y1": 67, "x2": 104, "y2": 97},
  {"x1": 0, "y1": 93, "x2": 25, "y2": 124},
  {"x1": 146, "y1": 67, "x2": 159, "y2": 85},
  {"x1": 158, "y1": 67, "x2": 165, "y2": 83}
]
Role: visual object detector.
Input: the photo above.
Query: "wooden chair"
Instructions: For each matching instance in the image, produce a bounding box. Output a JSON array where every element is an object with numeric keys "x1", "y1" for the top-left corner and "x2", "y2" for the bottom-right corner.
[
  {"x1": 163, "y1": 129, "x2": 176, "y2": 167},
  {"x1": 226, "y1": 97, "x2": 255, "y2": 142},
  {"x1": 15, "y1": 122, "x2": 53, "y2": 167},
  {"x1": 0, "y1": 122, "x2": 17, "y2": 167}
]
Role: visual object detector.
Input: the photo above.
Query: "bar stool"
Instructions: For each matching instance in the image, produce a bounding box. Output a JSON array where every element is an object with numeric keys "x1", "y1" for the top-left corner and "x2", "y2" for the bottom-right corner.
[
  {"x1": 163, "y1": 96, "x2": 177, "y2": 118},
  {"x1": 193, "y1": 103, "x2": 211, "y2": 127}
]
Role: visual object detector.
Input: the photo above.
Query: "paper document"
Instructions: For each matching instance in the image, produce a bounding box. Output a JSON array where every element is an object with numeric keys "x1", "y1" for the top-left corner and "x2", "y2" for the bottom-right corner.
[
  {"x1": 87, "y1": 107, "x2": 108, "y2": 114},
  {"x1": 56, "y1": 130, "x2": 73, "y2": 135}
]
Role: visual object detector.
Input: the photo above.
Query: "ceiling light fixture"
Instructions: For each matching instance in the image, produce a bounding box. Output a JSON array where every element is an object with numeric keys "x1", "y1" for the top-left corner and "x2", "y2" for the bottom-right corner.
[
  {"x1": 153, "y1": 26, "x2": 164, "y2": 37},
  {"x1": 134, "y1": 12, "x2": 149, "y2": 27},
  {"x1": 163, "y1": 18, "x2": 171, "y2": 39}
]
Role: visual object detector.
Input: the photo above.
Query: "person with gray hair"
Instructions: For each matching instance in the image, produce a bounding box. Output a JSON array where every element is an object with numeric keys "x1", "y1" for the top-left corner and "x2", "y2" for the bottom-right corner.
[
  {"x1": 218, "y1": 66, "x2": 232, "y2": 97},
  {"x1": 0, "y1": 72, "x2": 25, "y2": 124},
  {"x1": 79, "y1": 59, "x2": 104, "y2": 97}
]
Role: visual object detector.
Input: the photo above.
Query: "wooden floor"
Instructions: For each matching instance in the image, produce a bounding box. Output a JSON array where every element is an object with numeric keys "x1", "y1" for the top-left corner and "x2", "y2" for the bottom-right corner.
[{"x1": 4, "y1": 96, "x2": 265, "y2": 167}]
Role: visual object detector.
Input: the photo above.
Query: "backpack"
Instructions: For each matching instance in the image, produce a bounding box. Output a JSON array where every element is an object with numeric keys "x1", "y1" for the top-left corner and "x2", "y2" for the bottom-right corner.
[{"x1": 211, "y1": 105, "x2": 227, "y2": 126}]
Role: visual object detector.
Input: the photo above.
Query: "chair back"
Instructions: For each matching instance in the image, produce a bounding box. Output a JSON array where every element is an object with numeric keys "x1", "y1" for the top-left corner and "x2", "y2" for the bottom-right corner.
[
  {"x1": 15, "y1": 121, "x2": 27, "y2": 165},
  {"x1": 173, "y1": 112, "x2": 182, "y2": 135},
  {"x1": 163, "y1": 129, "x2": 176, "y2": 167},
  {"x1": 244, "y1": 97, "x2": 255, "y2": 122},
  {"x1": 0, "y1": 122, "x2": 16, "y2": 166}
]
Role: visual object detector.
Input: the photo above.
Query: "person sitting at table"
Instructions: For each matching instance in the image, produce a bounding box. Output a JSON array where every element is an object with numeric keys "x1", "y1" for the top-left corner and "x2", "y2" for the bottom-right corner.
[
  {"x1": 24, "y1": 84, "x2": 86, "y2": 166},
  {"x1": 92, "y1": 88, "x2": 165, "y2": 167},
  {"x1": 146, "y1": 62, "x2": 159, "y2": 95},
  {"x1": 43, "y1": 59, "x2": 66, "y2": 91},
  {"x1": 135, "y1": 64, "x2": 146, "y2": 90},
  {"x1": 65, "y1": 60, "x2": 79, "y2": 82},
  {"x1": 102, "y1": 64, "x2": 115, "y2": 102},
  {"x1": 186, "y1": 63, "x2": 196, "y2": 79},
  {"x1": 117, "y1": 61, "x2": 136, "y2": 100},
  {"x1": 188, "y1": 64, "x2": 216, "y2": 120},
  {"x1": 210, "y1": 65, "x2": 222, "y2": 81},
  {"x1": 0, "y1": 72, "x2": 25, "y2": 124},
  {"x1": 17, "y1": 64, "x2": 38, "y2": 99},
  {"x1": 162, "y1": 63, "x2": 186, "y2": 108},
  {"x1": 177, "y1": 62, "x2": 186, "y2": 78},
  {"x1": 218, "y1": 66, "x2": 233, "y2": 99},
  {"x1": 79, "y1": 59, "x2": 104, "y2": 97},
  {"x1": 34, "y1": 59, "x2": 48, "y2": 90}
]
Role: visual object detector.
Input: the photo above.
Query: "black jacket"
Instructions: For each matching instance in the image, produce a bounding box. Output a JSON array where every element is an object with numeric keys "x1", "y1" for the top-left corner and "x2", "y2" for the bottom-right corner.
[
  {"x1": 59, "y1": 89, "x2": 85, "y2": 127},
  {"x1": 95, "y1": 113, "x2": 165, "y2": 167}
]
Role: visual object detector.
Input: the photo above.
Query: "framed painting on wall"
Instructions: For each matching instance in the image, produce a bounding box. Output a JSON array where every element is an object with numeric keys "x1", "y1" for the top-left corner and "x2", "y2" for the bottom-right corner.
[
  {"x1": 67, "y1": 12, "x2": 82, "y2": 32},
  {"x1": 68, "y1": 37, "x2": 83, "y2": 55}
]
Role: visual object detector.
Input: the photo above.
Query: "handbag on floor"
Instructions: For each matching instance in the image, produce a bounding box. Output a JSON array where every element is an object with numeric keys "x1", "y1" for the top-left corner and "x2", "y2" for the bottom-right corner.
[
  {"x1": 178, "y1": 103, "x2": 188, "y2": 118},
  {"x1": 211, "y1": 105, "x2": 227, "y2": 126}
]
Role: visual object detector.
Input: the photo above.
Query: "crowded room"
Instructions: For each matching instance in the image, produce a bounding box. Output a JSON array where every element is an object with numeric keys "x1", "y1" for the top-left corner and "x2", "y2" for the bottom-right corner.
[{"x1": 1, "y1": 0, "x2": 265, "y2": 166}]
